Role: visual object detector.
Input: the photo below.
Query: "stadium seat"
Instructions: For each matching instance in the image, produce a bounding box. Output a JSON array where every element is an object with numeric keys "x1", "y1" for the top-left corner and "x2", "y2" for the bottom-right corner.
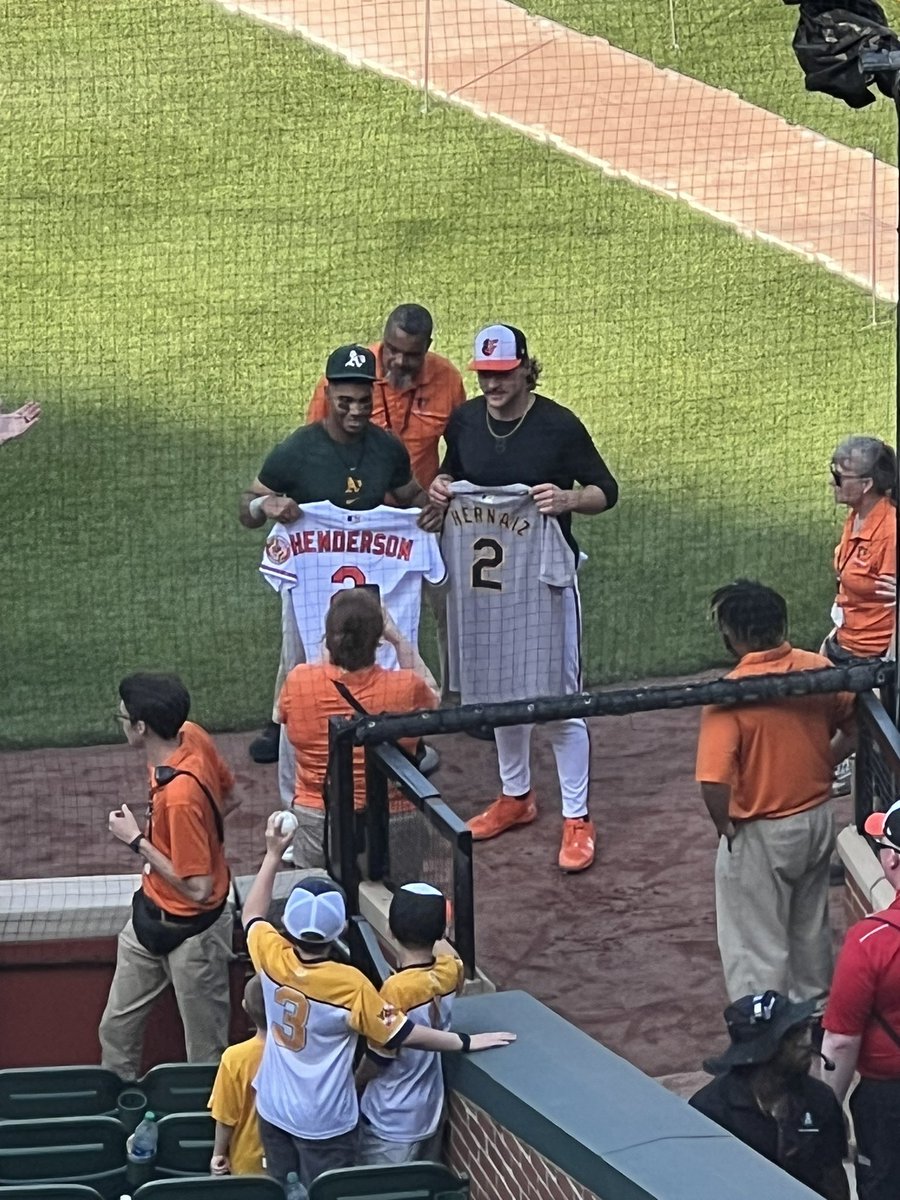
[
  {"x1": 0, "y1": 1188, "x2": 105, "y2": 1200},
  {"x1": 155, "y1": 1111, "x2": 215, "y2": 1177},
  {"x1": 0, "y1": 1066, "x2": 122, "y2": 1120},
  {"x1": 133, "y1": 1179, "x2": 284, "y2": 1200},
  {"x1": 139, "y1": 1062, "x2": 218, "y2": 1116},
  {"x1": 308, "y1": 1163, "x2": 470, "y2": 1200},
  {"x1": 0, "y1": 1116, "x2": 127, "y2": 1200}
]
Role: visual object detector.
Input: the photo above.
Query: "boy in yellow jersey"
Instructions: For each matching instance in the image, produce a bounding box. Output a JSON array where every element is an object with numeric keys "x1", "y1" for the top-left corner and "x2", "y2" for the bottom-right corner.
[
  {"x1": 208, "y1": 975, "x2": 267, "y2": 1176},
  {"x1": 241, "y1": 815, "x2": 515, "y2": 1190},
  {"x1": 358, "y1": 883, "x2": 463, "y2": 1164}
]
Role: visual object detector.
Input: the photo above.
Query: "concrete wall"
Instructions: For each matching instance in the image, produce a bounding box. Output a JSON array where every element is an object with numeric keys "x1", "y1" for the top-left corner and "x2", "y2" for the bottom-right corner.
[
  {"x1": 837, "y1": 823, "x2": 893, "y2": 923},
  {"x1": 445, "y1": 990, "x2": 823, "y2": 1200}
]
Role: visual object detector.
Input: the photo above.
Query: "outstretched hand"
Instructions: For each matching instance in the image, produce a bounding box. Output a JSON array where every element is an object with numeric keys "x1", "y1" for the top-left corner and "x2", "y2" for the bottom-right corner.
[
  {"x1": 469, "y1": 1031, "x2": 516, "y2": 1051},
  {"x1": 0, "y1": 402, "x2": 42, "y2": 446}
]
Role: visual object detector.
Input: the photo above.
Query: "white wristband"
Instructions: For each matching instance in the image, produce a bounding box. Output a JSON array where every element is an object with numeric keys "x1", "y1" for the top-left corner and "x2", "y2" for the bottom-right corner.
[{"x1": 249, "y1": 495, "x2": 269, "y2": 519}]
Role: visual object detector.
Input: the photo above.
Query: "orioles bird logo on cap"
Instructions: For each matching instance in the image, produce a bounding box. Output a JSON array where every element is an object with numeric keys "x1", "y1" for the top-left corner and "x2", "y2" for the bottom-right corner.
[{"x1": 482, "y1": 338, "x2": 499, "y2": 356}]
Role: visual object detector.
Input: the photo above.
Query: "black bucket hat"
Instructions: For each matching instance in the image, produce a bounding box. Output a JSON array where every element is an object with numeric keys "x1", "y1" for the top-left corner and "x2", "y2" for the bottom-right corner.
[{"x1": 703, "y1": 990, "x2": 815, "y2": 1074}]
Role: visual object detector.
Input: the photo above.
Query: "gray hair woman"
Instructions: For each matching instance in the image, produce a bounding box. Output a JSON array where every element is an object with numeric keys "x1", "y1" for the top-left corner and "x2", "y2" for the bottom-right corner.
[{"x1": 824, "y1": 435, "x2": 896, "y2": 664}]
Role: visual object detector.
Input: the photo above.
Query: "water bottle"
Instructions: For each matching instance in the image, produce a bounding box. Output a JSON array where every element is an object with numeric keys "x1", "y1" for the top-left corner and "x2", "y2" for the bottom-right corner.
[
  {"x1": 128, "y1": 1111, "x2": 158, "y2": 1162},
  {"x1": 285, "y1": 1171, "x2": 308, "y2": 1200}
]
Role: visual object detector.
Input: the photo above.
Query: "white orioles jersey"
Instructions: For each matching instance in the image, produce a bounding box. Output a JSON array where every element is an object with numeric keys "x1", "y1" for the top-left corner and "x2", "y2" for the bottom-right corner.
[{"x1": 260, "y1": 502, "x2": 445, "y2": 669}]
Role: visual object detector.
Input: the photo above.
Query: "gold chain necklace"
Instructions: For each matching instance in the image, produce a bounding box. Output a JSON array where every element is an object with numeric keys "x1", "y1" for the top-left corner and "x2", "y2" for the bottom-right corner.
[{"x1": 485, "y1": 395, "x2": 535, "y2": 455}]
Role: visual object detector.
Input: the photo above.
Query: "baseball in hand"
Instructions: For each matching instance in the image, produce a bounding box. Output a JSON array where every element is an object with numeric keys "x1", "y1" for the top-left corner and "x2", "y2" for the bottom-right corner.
[{"x1": 273, "y1": 810, "x2": 299, "y2": 836}]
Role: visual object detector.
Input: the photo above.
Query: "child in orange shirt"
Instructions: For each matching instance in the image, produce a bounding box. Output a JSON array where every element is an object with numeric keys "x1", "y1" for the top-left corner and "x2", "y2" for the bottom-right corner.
[{"x1": 208, "y1": 975, "x2": 267, "y2": 1175}]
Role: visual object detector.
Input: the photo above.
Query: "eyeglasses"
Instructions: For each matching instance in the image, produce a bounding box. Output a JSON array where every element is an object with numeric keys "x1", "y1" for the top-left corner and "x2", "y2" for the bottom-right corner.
[
  {"x1": 114, "y1": 711, "x2": 133, "y2": 725},
  {"x1": 830, "y1": 465, "x2": 869, "y2": 487}
]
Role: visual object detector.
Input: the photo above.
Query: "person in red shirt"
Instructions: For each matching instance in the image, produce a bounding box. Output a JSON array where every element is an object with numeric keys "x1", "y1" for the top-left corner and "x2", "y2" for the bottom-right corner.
[
  {"x1": 823, "y1": 799, "x2": 900, "y2": 1200},
  {"x1": 100, "y1": 673, "x2": 233, "y2": 1081},
  {"x1": 695, "y1": 580, "x2": 856, "y2": 1006}
]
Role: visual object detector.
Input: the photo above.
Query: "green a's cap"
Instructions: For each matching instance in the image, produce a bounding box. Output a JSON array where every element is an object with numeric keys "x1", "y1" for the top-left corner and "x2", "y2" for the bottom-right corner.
[{"x1": 325, "y1": 344, "x2": 377, "y2": 383}]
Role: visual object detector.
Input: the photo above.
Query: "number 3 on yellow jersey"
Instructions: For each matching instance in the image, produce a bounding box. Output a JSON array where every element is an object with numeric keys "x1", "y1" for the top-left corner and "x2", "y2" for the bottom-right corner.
[{"x1": 272, "y1": 984, "x2": 310, "y2": 1051}]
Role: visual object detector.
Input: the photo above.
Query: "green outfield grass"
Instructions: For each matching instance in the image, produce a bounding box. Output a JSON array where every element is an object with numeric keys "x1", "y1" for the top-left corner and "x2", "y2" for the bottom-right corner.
[
  {"x1": 0, "y1": 0, "x2": 894, "y2": 747},
  {"x1": 530, "y1": 0, "x2": 898, "y2": 161}
]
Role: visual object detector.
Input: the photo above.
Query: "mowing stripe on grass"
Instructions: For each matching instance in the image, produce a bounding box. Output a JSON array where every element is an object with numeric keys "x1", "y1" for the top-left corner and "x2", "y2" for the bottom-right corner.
[{"x1": 216, "y1": 0, "x2": 899, "y2": 300}]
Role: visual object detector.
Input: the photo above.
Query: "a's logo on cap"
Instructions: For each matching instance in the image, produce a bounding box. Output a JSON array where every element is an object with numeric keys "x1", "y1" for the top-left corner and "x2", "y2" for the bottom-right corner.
[
  {"x1": 346, "y1": 349, "x2": 366, "y2": 369},
  {"x1": 481, "y1": 338, "x2": 499, "y2": 356},
  {"x1": 265, "y1": 536, "x2": 291, "y2": 565}
]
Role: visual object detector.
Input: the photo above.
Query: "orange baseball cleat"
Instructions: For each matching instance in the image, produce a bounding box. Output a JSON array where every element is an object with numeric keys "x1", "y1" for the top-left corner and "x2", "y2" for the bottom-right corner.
[
  {"x1": 467, "y1": 791, "x2": 537, "y2": 841},
  {"x1": 558, "y1": 817, "x2": 596, "y2": 872}
]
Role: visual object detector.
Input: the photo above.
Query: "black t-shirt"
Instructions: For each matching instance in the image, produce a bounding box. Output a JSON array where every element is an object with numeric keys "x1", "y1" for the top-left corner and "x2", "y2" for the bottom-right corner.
[
  {"x1": 258, "y1": 422, "x2": 412, "y2": 510},
  {"x1": 689, "y1": 1071, "x2": 847, "y2": 1197},
  {"x1": 440, "y1": 394, "x2": 617, "y2": 556}
]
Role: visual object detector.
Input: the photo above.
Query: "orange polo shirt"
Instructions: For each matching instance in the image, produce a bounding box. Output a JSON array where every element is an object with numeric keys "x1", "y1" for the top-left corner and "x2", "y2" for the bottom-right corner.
[
  {"x1": 142, "y1": 729, "x2": 230, "y2": 917},
  {"x1": 307, "y1": 343, "x2": 466, "y2": 487},
  {"x1": 695, "y1": 643, "x2": 856, "y2": 821},
  {"x1": 833, "y1": 495, "x2": 897, "y2": 656},
  {"x1": 278, "y1": 662, "x2": 437, "y2": 810},
  {"x1": 179, "y1": 720, "x2": 236, "y2": 800}
]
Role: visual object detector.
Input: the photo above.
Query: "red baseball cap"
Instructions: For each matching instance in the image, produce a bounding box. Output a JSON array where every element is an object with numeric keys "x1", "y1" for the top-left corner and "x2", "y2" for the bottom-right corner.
[
  {"x1": 469, "y1": 324, "x2": 528, "y2": 372},
  {"x1": 864, "y1": 799, "x2": 900, "y2": 850}
]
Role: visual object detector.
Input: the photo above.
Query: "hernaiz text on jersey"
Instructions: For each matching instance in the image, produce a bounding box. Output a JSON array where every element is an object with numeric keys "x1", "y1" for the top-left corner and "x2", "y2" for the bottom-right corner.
[{"x1": 448, "y1": 505, "x2": 530, "y2": 536}]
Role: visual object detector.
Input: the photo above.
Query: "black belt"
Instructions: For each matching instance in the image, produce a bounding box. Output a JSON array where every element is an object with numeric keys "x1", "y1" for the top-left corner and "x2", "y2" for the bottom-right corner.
[{"x1": 141, "y1": 895, "x2": 212, "y2": 925}]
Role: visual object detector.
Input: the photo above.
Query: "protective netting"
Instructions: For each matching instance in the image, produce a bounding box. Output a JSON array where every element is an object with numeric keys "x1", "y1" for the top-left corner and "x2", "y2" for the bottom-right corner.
[
  {"x1": 1, "y1": 0, "x2": 897, "y2": 908},
  {"x1": 383, "y1": 810, "x2": 458, "y2": 912},
  {"x1": 856, "y1": 693, "x2": 900, "y2": 831}
]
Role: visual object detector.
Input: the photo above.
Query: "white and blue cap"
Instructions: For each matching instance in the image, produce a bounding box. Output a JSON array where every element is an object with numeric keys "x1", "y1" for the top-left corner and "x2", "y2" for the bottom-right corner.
[{"x1": 284, "y1": 877, "x2": 346, "y2": 943}]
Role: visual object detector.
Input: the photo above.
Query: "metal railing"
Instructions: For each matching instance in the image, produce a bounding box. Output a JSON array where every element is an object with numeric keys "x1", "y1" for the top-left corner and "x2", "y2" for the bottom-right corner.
[
  {"x1": 856, "y1": 690, "x2": 900, "y2": 838},
  {"x1": 325, "y1": 720, "x2": 476, "y2": 979}
]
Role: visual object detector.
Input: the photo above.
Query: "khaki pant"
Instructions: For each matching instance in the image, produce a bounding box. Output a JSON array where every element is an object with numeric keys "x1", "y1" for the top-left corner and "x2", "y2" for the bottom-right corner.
[
  {"x1": 291, "y1": 806, "x2": 328, "y2": 870},
  {"x1": 357, "y1": 1118, "x2": 445, "y2": 1166},
  {"x1": 715, "y1": 802, "x2": 835, "y2": 1008},
  {"x1": 99, "y1": 909, "x2": 233, "y2": 1081}
]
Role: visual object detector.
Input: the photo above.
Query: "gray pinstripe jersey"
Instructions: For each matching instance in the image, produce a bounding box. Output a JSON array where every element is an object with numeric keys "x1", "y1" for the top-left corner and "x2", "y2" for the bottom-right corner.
[{"x1": 442, "y1": 482, "x2": 576, "y2": 704}]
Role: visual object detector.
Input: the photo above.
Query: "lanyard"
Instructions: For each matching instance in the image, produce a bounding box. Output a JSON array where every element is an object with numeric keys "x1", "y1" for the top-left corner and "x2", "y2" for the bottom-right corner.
[{"x1": 380, "y1": 387, "x2": 416, "y2": 437}]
